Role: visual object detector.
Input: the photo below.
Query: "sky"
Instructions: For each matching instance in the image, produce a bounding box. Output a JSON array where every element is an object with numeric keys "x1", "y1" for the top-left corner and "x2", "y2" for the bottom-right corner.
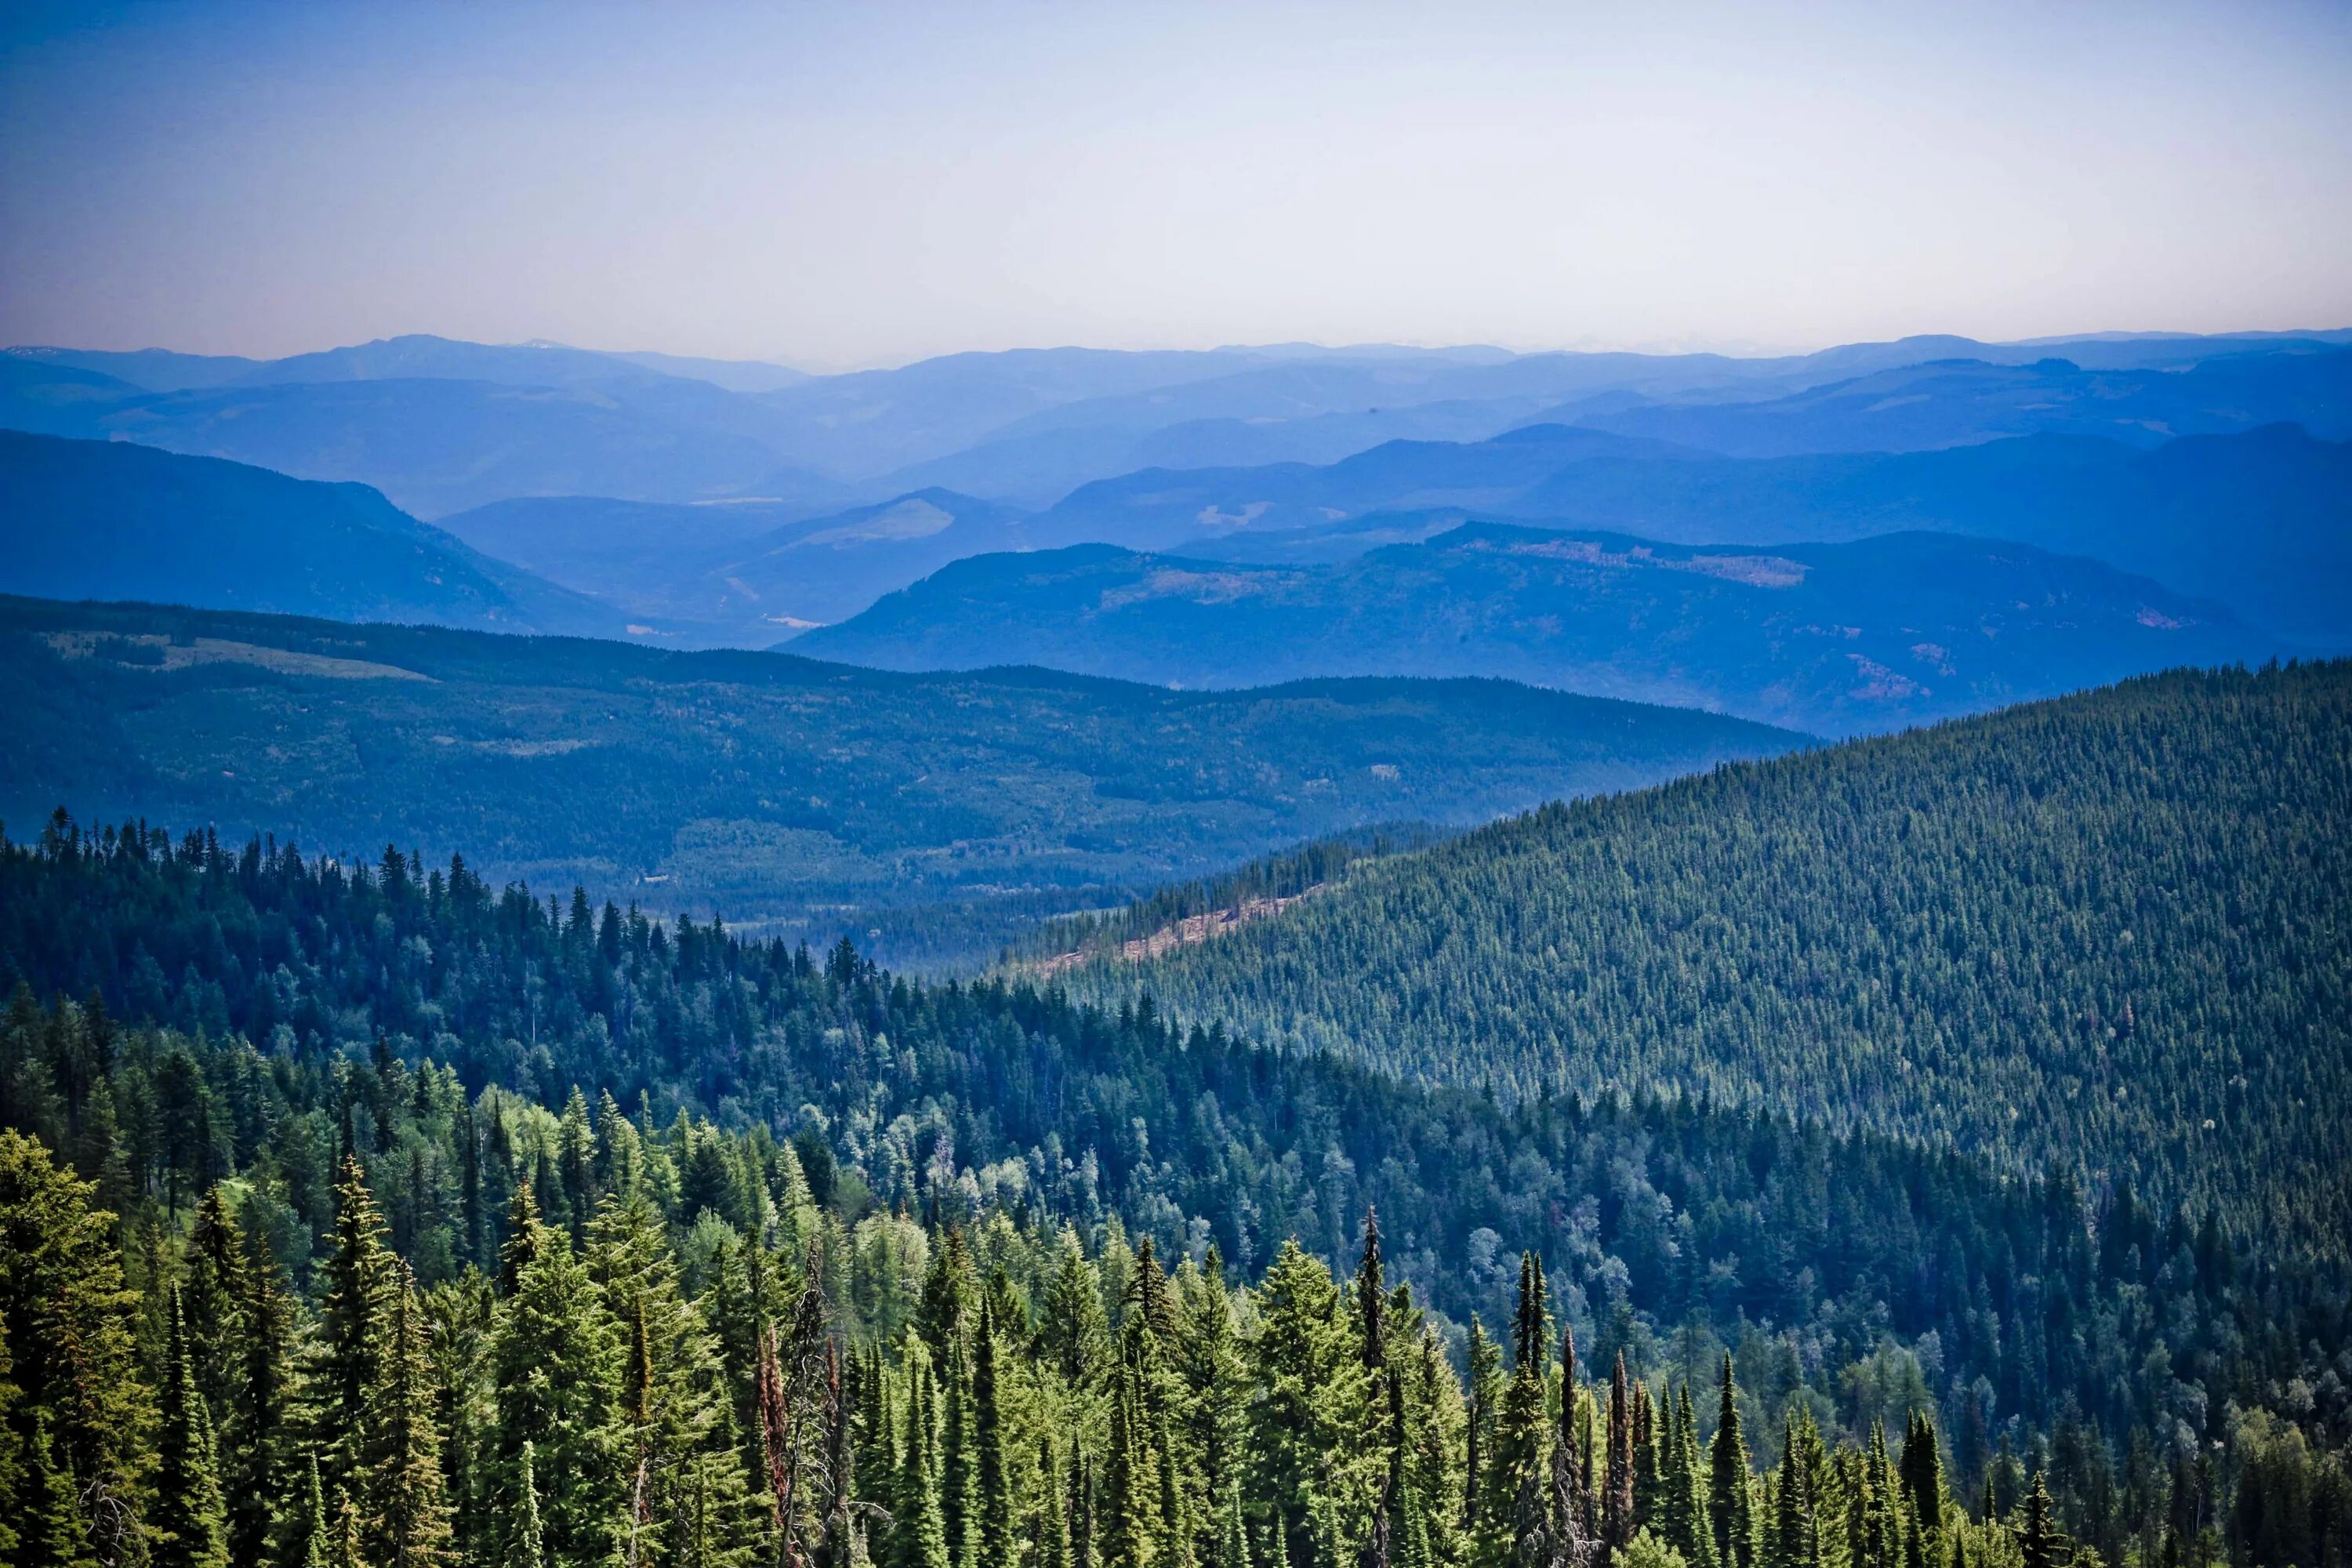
[{"x1": 3, "y1": 1, "x2": 2349, "y2": 368}]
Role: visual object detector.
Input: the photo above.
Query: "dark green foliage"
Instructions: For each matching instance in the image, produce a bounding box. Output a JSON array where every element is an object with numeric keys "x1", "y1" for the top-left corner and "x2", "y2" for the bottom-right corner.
[
  {"x1": 1078, "y1": 661, "x2": 2352, "y2": 1250},
  {"x1": 154, "y1": 1290, "x2": 229, "y2": 1568},
  {"x1": 0, "y1": 592, "x2": 1798, "y2": 969}
]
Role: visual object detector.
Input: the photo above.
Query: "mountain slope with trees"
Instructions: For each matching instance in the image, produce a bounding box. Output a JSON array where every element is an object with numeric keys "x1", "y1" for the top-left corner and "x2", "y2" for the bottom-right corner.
[
  {"x1": 0, "y1": 593, "x2": 1802, "y2": 965},
  {"x1": 792, "y1": 526, "x2": 2272, "y2": 735},
  {"x1": 1058, "y1": 661, "x2": 2352, "y2": 1251},
  {"x1": 0, "y1": 811, "x2": 2344, "y2": 1568}
]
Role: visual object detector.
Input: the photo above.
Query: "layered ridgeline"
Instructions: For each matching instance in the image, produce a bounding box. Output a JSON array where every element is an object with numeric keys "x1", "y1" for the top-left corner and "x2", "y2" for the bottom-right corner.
[
  {"x1": 2, "y1": 819, "x2": 2346, "y2": 1568},
  {"x1": 0, "y1": 593, "x2": 1800, "y2": 965},
  {"x1": 1053, "y1": 662, "x2": 2352, "y2": 1250},
  {"x1": 0, "y1": 431, "x2": 626, "y2": 637},
  {"x1": 792, "y1": 527, "x2": 2271, "y2": 735}
]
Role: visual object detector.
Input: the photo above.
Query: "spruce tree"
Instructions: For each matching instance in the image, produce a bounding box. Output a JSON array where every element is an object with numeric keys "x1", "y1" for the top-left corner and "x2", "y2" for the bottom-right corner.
[
  {"x1": 363, "y1": 1268, "x2": 453, "y2": 1568},
  {"x1": 294, "y1": 1455, "x2": 333, "y2": 1568},
  {"x1": 227, "y1": 1222, "x2": 293, "y2": 1568},
  {"x1": 2019, "y1": 1475, "x2": 2060, "y2": 1568},
  {"x1": 154, "y1": 1289, "x2": 230, "y2": 1568},
  {"x1": 1897, "y1": 1415, "x2": 1943, "y2": 1541},
  {"x1": 20, "y1": 1412, "x2": 95, "y2": 1568},
  {"x1": 319, "y1": 1154, "x2": 394, "y2": 1499},
  {"x1": 1605, "y1": 1355, "x2": 1636, "y2": 1560},
  {"x1": 975, "y1": 1303, "x2": 1013, "y2": 1568},
  {"x1": 940, "y1": 1339, "x2": 978, "y2": 1568},
  {"x1": 492, "y1": 1198, "x2": 623, "y2": 1568},
  {"x1": 1464, "y1": 1316, "x2": 1501, "y2": 1534},
  {"x1": 514, "y1": 1440, "x2": 547, "y2": 1568},
  {"x1": 1711, "y1": 1358, "x2": 1755, "y2": 1568},
  {"x1": 1102, "y1": 1367, "x2": 1160, "y2": 1568}
]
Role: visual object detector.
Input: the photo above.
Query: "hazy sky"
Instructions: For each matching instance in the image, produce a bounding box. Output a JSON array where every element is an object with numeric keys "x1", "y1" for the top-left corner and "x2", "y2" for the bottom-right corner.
[{"x1": 5, "y1": 1, "x2": 2349, "y2": 368}]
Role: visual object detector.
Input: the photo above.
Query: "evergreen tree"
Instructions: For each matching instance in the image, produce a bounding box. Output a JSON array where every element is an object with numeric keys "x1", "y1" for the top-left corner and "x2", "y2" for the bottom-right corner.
[
  {"x1": 0, "y1": 1131, "x2": 151, "y2": 1568},
  {"x1": 1463, "y1": 1317, "x2": 1501, "y2": 1535},
  {"x1": 292, "y1": 1454, "x2": 333, "y2": 1568},
  {"x1": 1605, "y1": 1356, "x2": 1636, "y2": 1561},
  {"x1": 514, "y1": 1440, "x2": 547, "y2": 1568},
  {"x1": 17, "y1": 1414, "x2": 96, "y2": 1568},
  {"x1": 1897, "y1": 1415, "x2": 1943, "y2": 1541},
  {"x1": 493, "y1": 1199, "x2": 623, "y2": 1568},
  {"x1": 1102, "y1": 1367, "x2": 1160, "y2": 1568},
  {"x1": 1711, "y1": 1359, "x2": 1755, "y2": 1568},
  {"x1": 227, "y1": 1221, "x2": 293, "y2": 1568},
  {"x1": 2019, "y1": 1475, "x2": 2061, "y2": 1568},
  {"x1": 154, "y1": 1289, "x2": 230, "y2": 1568},
  {"x1": 893, "y1": 1354, "x2": 953, "y2": 1568},
  {"x1": 363, "y1": 1268, "x2": 453, "y2": 1568},
  {"x1": 975, "y1": 1303, "x2": 1013, "y2": 1568},
  {"x1": 318, "y1": 1154, "x2": 395, "y2": 1498}
]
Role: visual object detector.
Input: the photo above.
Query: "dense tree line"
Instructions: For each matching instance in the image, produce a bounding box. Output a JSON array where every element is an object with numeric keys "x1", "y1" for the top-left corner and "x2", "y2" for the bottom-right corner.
[
  {"x1": 3, "y1": 1092, "x2": 2345, "y2": 1568},
  {"x1": 0, "y1": 594, "x2": 1798, "y2": 969},
  {"x1": 0, "y1": 811, "x2": 2347, "y2": 1568},
  {"x1": 1062, "y1": 662, "x2": 2352, "y2": 1253}
]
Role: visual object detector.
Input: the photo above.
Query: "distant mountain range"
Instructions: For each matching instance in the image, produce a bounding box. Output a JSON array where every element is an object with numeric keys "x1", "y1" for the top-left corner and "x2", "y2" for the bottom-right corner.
[
  {"x1": 0, "y1": 431, "x2": 622, "y2": 637},
  {"x1": 7, "y1": 329, "x2": 2342, "y2": 517},
  {"x1": 437, "y1": 488, "x2": 1032, "y2": 636},
  {"x1": 1031, "y1": 421, "x2": 2352, "y2": 644},
  {"x1": 791, "y1": 523, "x2": 2275, "y2": 734}
]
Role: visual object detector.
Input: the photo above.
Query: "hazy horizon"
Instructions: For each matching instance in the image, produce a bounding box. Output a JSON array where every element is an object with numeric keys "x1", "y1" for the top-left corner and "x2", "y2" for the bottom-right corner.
[{"x1": 5, "y1": 2, "x2": 2350, "y2": 368}]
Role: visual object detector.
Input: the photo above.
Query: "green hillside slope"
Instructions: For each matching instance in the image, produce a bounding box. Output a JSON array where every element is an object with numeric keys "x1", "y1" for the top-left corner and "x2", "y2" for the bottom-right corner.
[
  {"x1": 1060, "y1": 661, "x2": 2352, "y2": 1244},
  {"x1": 0, "y1": 593, "x2": 1802, "y2": 964}
]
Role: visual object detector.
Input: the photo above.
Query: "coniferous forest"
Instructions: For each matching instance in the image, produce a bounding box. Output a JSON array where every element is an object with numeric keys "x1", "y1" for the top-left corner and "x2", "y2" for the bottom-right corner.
[{"x1": 1, "y1": 771, "x2": 2347, "y2": 1568}]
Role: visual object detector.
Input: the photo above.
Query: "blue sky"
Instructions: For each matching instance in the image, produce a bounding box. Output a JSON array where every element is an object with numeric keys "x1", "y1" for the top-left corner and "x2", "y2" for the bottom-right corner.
[{"x1": 4, "y1": 1, "x2": 2348, "y2": 367}]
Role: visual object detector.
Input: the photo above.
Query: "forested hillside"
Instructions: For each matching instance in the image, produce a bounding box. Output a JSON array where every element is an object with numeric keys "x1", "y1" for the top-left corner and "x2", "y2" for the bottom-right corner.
[
  {"x1": 793, "y1": 528, "x2": 2270, "y2": 735},
  {"x1": 2, "y1": 813, "x2": 2347, "y2": 1568},
  {"x1": 0, "y1": 593, "x2": 1799, "y2": 966},
  {"x1": 1058, "y1": 662, "x2": 2352, "y2": 1251}
]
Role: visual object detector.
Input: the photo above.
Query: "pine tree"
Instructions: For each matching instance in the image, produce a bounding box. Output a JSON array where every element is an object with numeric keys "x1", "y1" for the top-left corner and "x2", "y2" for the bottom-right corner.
[
  {"x1": 1897, "y1": 1415, "x2": 1943, "y2": 1541},
  {"x1": 19, "y1": 1413, "x2": 96, "y2": 1568},
  {"x1": 293, "y1": 1454, "x2": 333, "y2": 1568},
  {"x1": 319, "y1": 1154, "x2": 395, "y2": 1499},
  {"x1": 975, "y1": 1303, "x2": 1013, "y2": 1568},
  {"x1": 514, "y1": 1440, "x2": 547, "y2": 1568},
  {"x1": 1450, "y1": 1319, "x2": 1490, "y2": 1534},
  {"x1": 1102, "y1": 1366, "x2": 1160, "y2": 1568},
  {"x1": 2019, "y1": 1475, "x2": 2060, "y2": 1568},
  {"x1": 227, "y1": 1222, "x2": 294, "y2": 1568},
  {"x1": 0, "y1": 1131, "x2": 150, "y2": 1568},
  {"x1": 1634, "y1": 1381, "x2": 1661, "y2": 1539},
  {"x1": 1605, "y1": 1355, "x2": 1637, "y2": 1561},
  {"x1": 894, "y1": 1355, "x2": 953, "y2": 1568},
  {"x1": 1711, "y1": 1359, "x2": 1755, "y2": 1568},
  {"x1": 493, "y1": 1198, "x2": 624, "y2": 1568},
  {"x1": 363, "y1": 1268, "x2": 453, "y2": 1568},
  {"x1": 154, "y1": 1289, "x2": 230, "y2": 1568}
]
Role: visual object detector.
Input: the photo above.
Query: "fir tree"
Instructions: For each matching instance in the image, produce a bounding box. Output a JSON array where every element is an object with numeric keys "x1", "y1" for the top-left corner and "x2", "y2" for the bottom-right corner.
[
  {"x1": 1605, "y1": 1355, "x2": 1637, "y2": 1561},
  {"x1": 227, "y1": 1221, "x2": 293, "y2": 1568},
  {"x1": 975, "y1": 1303, "x2": 1013, "y2": 1568},
  {"x1": 363, "y1": 1268, "x2": 452, "y2": 1568},
  {"x1": 318, "y1": 1154, "x2": 395, "y2": 1498},
  {"x1": 1897, "y1": 1415, "x2": 1943, "y2": 1541},
  {"x1": 154, "y1": 1289, "x2": 230, "y2": 1568},
  {"x1": 1711, "y1": 1359, "x2": 1755, "y2": 1568},
  {"x1": 2019, "y1": 1475, "x2": 2061, "y2": 1568}
]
